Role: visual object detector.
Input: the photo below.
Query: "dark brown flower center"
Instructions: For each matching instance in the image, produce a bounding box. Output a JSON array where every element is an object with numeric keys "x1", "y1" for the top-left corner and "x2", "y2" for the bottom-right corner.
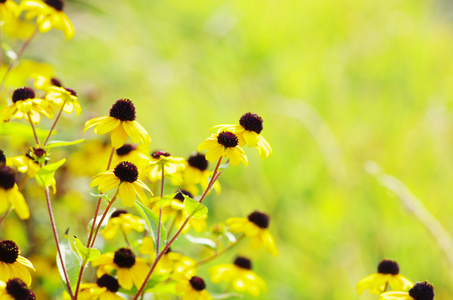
[
  {"x1": 96, "y1": 274, "x2": 120, "y2": 292},
  {"x1": 152, "y1": 151, "x2": 171, "y2": 159},
  {"x1": 217, "y1": 131, "x2": 238, "y2": 148},
  {"x1": 174, "y1": 190, "x2": 193, "y2": 202},
  {"x1": 234, "y1": 257, "x2": 252, "y2": 269},
  {"x1": 189, "y1": 276, "x2": 206, "y2": 291},
  {"x1": 109, "y1": 99, "x2": 136, "y2": 121},
  {"x1": 50, "y1": 78, "x2": 63, "y2": 87},
  {"x1": 187, "y1": 153, "x2": 208, "y2": 171},
  {"x1": 0, "y1": 0, "x2": 8, "y2": 3},
  {"x1": 116, "y1": 144, "x2": 135, "y2": 156},
  {"x1": 409, "y1": 282, "x2": 434, "y2": 300},
  {"x1": 113, "y1": 161, "x2": 138, "y2": 182},
  {"x1": 33, "y1": 148, "x2": 46, "y2": 158},
  {"x1": 239, "y1": 112, "x2": 263, "y2": 134},
  {"x1": 65, "y1": 87, "x2": 77, "y2": 97},
  {"x1": 5, "y1": 279, "x2": 35, "y2": 300},
  {"x1": 110, "y1": 209, "x2": 128, "y2": 219},
  {"x1": 0, "y1": 166, "x2": 17, "y2": 190},
  {"x1": 44, "y1": 0, "x2": 63, "y2": 11},
  {"x1": 0, "y1": 149, "x2": 6, "y2": 165},
  {"x1": 12, "y1": 87, "x2": 35, "y2": 103},
  {"x1": 247, "y1": 211, "x2": 270, "y2": 229},
  {"x1": 113, "y1": 248, "x2": 136, "y2": 268},
  {"x1": 0, "y1": 240, "x2": 20, "y2": 263},
  {"x1": 377, "y1": 259, "x2": 399, "y2": 275}
]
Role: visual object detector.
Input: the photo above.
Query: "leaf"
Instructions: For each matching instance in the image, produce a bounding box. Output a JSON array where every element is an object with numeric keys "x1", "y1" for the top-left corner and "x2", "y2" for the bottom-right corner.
[
  {"x1": 36, "y1": 158, "x2": 66, "y2": 187},
  {"x1": 73, "y1": 235, "x2": 100, "y2": 262},
  {"x1": 118, "y1": 274, "x2": 169, "y2": 295},
  {"x1": 183, "y1": 194, "x2": 208, "y2": 219},
  {"x1": 160, "y1": 193, "x2": 177, "y2": 206},
  {"x1": 47, "y1": 139, "x2": 85, "y2": 149},
  {"x1": 184, "y1": 234, "x2": 216, "y2": 249},
  {"x1": 224, "y1": 231, "x2": 237, "y2": 243},
  {"x1": 134, "y1": 201, "x2": 167, "y2": 252},
  {"x1": 57, "y1": 229, "x2": 81, "y2": 294},
  {"x1": 89, "y1": 193, "x2": 110, "y2": 201},
  {"x1": 1, "y1": 42, "x2": 17, "y2": 61}
]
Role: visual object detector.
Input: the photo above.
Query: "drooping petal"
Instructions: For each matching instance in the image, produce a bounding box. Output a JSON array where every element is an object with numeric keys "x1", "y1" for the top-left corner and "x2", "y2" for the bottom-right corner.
[
  {"x1": 110, "y1": 125, "x2": 128, "y2": 149},
  {"x1": 119, "y1": 182, "x2": 136, "y2": 207}
]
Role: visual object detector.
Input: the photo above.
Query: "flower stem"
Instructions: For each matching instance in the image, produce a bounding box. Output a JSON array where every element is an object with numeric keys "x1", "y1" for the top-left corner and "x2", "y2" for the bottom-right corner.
[
  {"x1": 195, "y1": 234, "x2": 245, "y2": 266},
  {"x1": 133, "y1": 157, "x2": 223, "y2": 300},
  {"x1": 44, "y1": 101, "x2": 66, "y2": 147},
  {"x1": 88, "y1": 190, "x2": 119, "y2": 248},
  {"x1": 27, "y1": 114, "x2": 41, "y2": 147},
  {"x1": 0, "y1": 205, "x2": 11, "y2": 227},
  {"x1": 45, "y1": 186, "x2": 74, "y2": 299},
  {"x1": 156, "y1": 167, "x2": 165, "y2": 256}
]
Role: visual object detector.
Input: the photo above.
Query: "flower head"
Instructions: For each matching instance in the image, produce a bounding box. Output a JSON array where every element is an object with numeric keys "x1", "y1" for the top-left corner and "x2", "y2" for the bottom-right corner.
[
  {"x1": 78, "y1": 274, "x2": 125, "y2": 300},
  {"x1": 0, "y1": 240, "x2": 35, "y2": 285},
  {"x1": 45, "y1": 86, "x2": 81, "y2": 115},
  {"x1": 356, "y1": 259, "x2": 413, "y2": 295},
  {"x1": 175, "y1": 271, "x2": 211, "y2": 300},
  {"x1": 198, "y1": 131, "x2": 248, "y2": 166},
  {"x1": 33, "y1": 74, "x2": 63, "y2": 91},
  {"x1": 145, "y1": 150, "x2": 185, "y2": 182},
  {"x1": 0, "y1": 165, "x2": 30, "y2": 220},
  {"x1": 84, "y1": 99, "x2": 151, "y2": 149},
  {"x1": 19, "y1": 0, "x2": 74, "y2": 40},
  {"x1": 379, "y1": 281, "x2": 434, "y2": 300},
  {"x1": 226, "y1": 211, "x2": 278, "y2": 256},
  {"x1": 0, "y1": 278, "x2": 36, "y2": 300},
  {"x1": 210, "y1": 256, "x2": 266, "y2": 297},
  {"x1": 100, "y1": 210, "x2": 144, "y2": 240},
  {"x1": 90, "y1": 161, "x2": 152, "y2": 207},
  {"x1": 0, "y1": 0, "x2": 19, "y2": 22},
  {"x1": 111, "y1": 144, "x2": 149, "y2": 171},
  {"x1": 0, "y1": 87, "x2": 53, "y2": 124}
]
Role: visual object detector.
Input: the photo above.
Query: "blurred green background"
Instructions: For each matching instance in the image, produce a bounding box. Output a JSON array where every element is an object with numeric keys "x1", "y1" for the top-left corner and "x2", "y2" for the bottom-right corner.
[{"x1": 4, "y1": 0, "x2": 453, "y2": 298}]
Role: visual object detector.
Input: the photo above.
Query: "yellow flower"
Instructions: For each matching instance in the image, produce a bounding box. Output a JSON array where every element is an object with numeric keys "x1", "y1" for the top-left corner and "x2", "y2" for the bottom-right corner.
[
  {"x1": 0, "y1": 278, "x2": 35, "y2": 300},
  {"x1": 101, "y1": 210, "x2": 144, "y2": 240},
  {"x1": 145, "y1": 151, "x2": 185, "y2": 182},
  {"x1": 3, "y1": 18, "x2": 36, "y2": 40},
  {"x1": 0, "y1": 165, "x2": 30, "y2": 220},
  {"x1": 92, "y1": 248, "x2": 149, "y2": 290},
  {"x1": 356, "y1": 260, "x2": 413, "y2": 295},
  {"x1": 179, "y1": 152, "x2": 221, "y2": 196},
  {"x1": 174, "y1": 270, "x2": 211, "y2": 300},
  {"x1": 84, "y1": 99, "x2": 151, "y2": 149},
  {"x1": 19, "y1": 0, "x2": 74, "y2": 40},
  {"x1": 78, "y1": 275, "x2": 125, "y2": 300},
  {"x1": 67, "y1": 140, "x2": 111, "y2": 176},
  {"x1": 210, "y1": 257, "x2": 266, "y2": 297},
  {"x1": 212, "y1": 112, "x2": 272, "y2": 159},
  {"x1": 379, "y1": 281, "x2": 434, "y2": 300},
  {"x1": 0, "y1": 87, "x2": 53, "y2": 124},
  {"x1": 33, "y1": 74, "x2": 62, "y2": 91},
  {"x1": 45, "y1": 86, "x2": 81, "y2": 115},
  {"x1": 197, "y1": 131, "x2": 248, "y2": 166},
  {"x1": 0, "y1": 0, "x2": 19, "y2": 22},
  {"x1": 226, "y1": 211, "x2": 278, "y2": 256},
  {"x1": 111, "y1": 144, "x2": 149, "y2": 172},
  {"x1": 0, "y1": 240, "x2": 35, "y2": 286},
  {"x1": 90, "y1": 161, "x2": 151, "y2": 207}
]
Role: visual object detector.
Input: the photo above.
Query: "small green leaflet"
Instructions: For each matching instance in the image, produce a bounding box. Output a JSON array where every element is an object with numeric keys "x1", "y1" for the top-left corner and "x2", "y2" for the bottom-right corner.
[
  {"x1": 36, "y1": 158, "x2": 66, "y2": 187},
  {"x1": 183, "y1": 194, "x2": 208, "y2": 219},
  {"x1": 73, "y1": 235, "x2": 100, "y2": 262},
  {"x1": 57, "y1": 230, "x2": 81, "y2": 294},
  {"x1": 134, "y1": 201, "x2": 167, "y2": 252},
  {"x1": 47, "y1": 139, "x2": 85, "y2": 149},
  {"x1": 184, "y1": 234, "x2": 216, "y2": 249},
  {"x1": 1, "y1": 42, "x2": 17, "y2": 60}
]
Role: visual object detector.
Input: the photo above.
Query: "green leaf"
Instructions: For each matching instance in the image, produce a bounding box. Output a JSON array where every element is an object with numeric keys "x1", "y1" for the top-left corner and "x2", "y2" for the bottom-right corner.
[
  {"x1": 118, "y1": 274, "x2": 169, "y2": 295},
  {"x1": 47, "y1": 139, "x2": 85, "y2": 149},
  {"x1": 224, "y1": 231, "x2": 237, "y2": 243},
  {"x1": 73, "y1": 235, "x2": 100, "y2": 262},
  {"x1": 134, "y1": 201, "x2": 167, "y2": 252},
  {"x1": 89, "y1": 193, "x2": 110, "y2": 201},
  {"x1": 160, "y1": 193, "x2": 177, "y2": 206},
  {"x1": 36, "y1": 158, "x2": 66, "y2": 187},
  {"x1": 184, "y1": 234, "x2": 216, "y2": 249},
  {"x1": 183, "y1": 195, "x2": 208, "y2": 219},
  {"x1": 57, "y1": 229, "x2": 81, "y2": 294},
  {"x1": 2, "y1": 42, "x2": 17, "y2": 61}
]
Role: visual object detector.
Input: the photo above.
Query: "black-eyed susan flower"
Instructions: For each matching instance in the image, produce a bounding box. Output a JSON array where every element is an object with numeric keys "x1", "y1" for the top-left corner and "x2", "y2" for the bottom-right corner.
[
  {"x1": 379, "y1": 281, "x2": 434, "y2": 300},
  {"x1": 226, "y1": 211, "x2": 278, "y2": 256},
  {"x1": 174, "y1": 271, "x2": 211, "y2": 300},
  {"x1": 0, "y1": 87, "x2": 52, "y2": 124},
  {"x1": 90, "y1": 161, "x2": 151, "y2": 207},
  {"x1": 111, "y1": 144, "x2": 149, "y2": 172},
  {"x1": 0, "y1": 165, "x2": 30, "y2": 220},
  {"x1": 180, "y1": 153, "x2": 220, "y2": 196},
  {"x1": 0, "y1": 278, "x2": 35, "y2": 300},
  {"x1": 145, "y1": 151, "x2": 185, "y2": 182},
  {"x1": 33, "y1": 74, "x2": 62, "y2": 91},
  {"x1": 212, "y1": 112, "x2": 272, "y2": 159},
  {"x1": 198, "y1": 131, "x2": 248, "y2": 166},
  {"x1": 78, "y1": 275, "x2": 125, "y2": 300},
  {"x1": 167, "y1": 191, "x2": 207, "y2": 233},
  {"x1": 210, "y1": 256, "x2": 266, "y2": 297},
  {"x1": 92, "y1": 248, "x2": 149, "y2": 290},
  {"x1": 0, "y1": 0, "x2": 19, "y2": 22},
  {"x1": 0, "y1": 240, "x2": 35, "y2": 286},
  {"x1": 356, "y1": 259, "x2": 413, "y2": 295},
  {"x1": 19, "y1": 0, "x2": 74, "y2": 40},
  {"x1": 100, "y1": 210, "x2": 144, "y2": 240},
  {"x1": 7, "y1": 148, "x2": 46, "y2": 178},
  {"x1": 84, "y1": 99, "x2": 151, "y2": 149},
  {"x1": 45, "y1": 86, "x2": 81, "y2": 115}
]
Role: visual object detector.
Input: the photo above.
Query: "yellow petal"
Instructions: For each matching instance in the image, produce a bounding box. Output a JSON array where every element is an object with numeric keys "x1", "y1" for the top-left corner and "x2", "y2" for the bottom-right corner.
[
  {"x1": 119, "y1": 183, "x2": 136, "y2": 207},
  {"x1": 110, "y1": 125, "x2": 128, "y2": 149}
]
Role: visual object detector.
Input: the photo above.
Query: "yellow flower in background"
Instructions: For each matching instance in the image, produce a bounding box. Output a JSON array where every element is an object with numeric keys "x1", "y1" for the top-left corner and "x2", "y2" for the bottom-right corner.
[
  {"x1": 167, "y1": 191, "x2": 207, "y2": 233},
  {"x1": 0, "y1": 87, "x2": 53, "y2": 124},
  {"x1": 145, "y1": 150, "x2": 185, "y2": 182},
  {"x1": 78, "y1": 275, "x2": 125, "y2": 300},
  {"x1": 84, "y1": 99, "x2": 151, "y2": 149},
  {"x1": 379, "y1": 281, "x2": 434, "y2": 300},
  {"x1": 198, "y1": 131, "x2": 247, "y2": 166},
  {"x1": 0, "y1": 0, "x2": 19, "y2": 21},
  {"x1": 2, "y1": 17, "x2": 36, "y2": 40},
  {"x1": 0, "y1": 165, "x2": 30, "y2": 220},
  {"x1": 19, "y1": 0, "x2": 74, "y2": 40},
  {"x1": 90, "y1": 161, "x2": 151, "y2": 207},
  {"x1": 356, "y1": 259, "x2": 413, "y2": 295},
  {"x1": 92, "y1": 248, "x2": 149, "y2": 290},
  {"x1": 210, "y1": 256, "x2": 266, "y2": 297},
  {"x1": 0, "y1": 278, "x2": 35, "y2": 299},
  {"x1": 179, "y1": 152, "x2": 220, "y2": 196},
  {"x1": 45, "y1": 86, "x2": 81, "y2": 115},
  {"x1": 174, "y1": 270, "x2": 211, "y2": 300},
  {"x1": 101, "y1": 210, "x2": 144, "y2": 240},
  {"x1": 67, "y1": 140, "x2": 111, "y2": 176},
  {"x1": 0, "y1": 240, "x2": 35, "y2": 286},
  {"x1": 226, "y1": 211, "x2": 278, "y2": 256},
  {"x1": 111, "y1": 144, "x2": 149, "y2": 172},
  {"x1": 33, "y1": 74, "x2": 62, "y2": 90},
  {"x1": 212, "y1": 112, "x2": 272, "y2": 159}
]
